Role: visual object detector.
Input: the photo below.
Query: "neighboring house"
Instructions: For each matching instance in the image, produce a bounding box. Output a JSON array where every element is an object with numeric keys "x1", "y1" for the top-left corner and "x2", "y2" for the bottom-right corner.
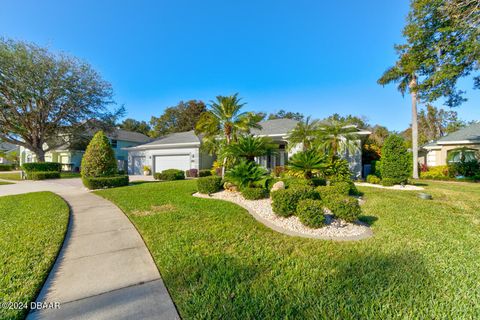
[
  {"x1": 0, "y1": 141, "x2": 19, "y2": 165},
  {"x1": 126, "y1": 119, "x2": 371, "y2": 178},
  {"x1": 19, "y1": 128, "x2": 150, "y2": 171},
  {"x1": 420, "y1": 122, "x2": 480, "y2": 167}
]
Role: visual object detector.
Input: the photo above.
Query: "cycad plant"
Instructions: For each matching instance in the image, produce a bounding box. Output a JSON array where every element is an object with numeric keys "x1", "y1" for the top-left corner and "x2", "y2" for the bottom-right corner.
[
  {"x1": 225, "y1": 160, "x2": 268, "y2": 189},
  {"x1": 287, "y1": 149, "x2": 328, "y2": 179},
  {"x1": 223, "y1": 135, "x2": 277, "y2": 162}
]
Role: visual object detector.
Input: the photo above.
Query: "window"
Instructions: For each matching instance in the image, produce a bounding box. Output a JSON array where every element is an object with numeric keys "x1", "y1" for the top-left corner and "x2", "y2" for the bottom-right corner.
[
  {"x1": 447, "y1": 148, "x2": 478, "y2": 163},
  {"x1": 111, "y1": 139, "x2": 118, "y2": 148}
]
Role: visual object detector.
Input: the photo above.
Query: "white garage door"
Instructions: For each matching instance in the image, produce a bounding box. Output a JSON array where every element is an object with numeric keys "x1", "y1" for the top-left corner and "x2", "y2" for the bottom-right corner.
[
  {"x1": 154, "y1": 154, "x2": 191, "y2": 173},
  {"x1": 131, "y1": 156, "x2": 146, "y2": 175}
]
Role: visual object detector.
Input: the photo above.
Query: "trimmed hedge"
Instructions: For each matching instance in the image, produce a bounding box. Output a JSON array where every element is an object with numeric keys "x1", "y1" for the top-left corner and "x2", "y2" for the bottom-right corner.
[
  {"x1": 296, "y1": 199, "x2": 325, "y2": 228},
  {"x1": 366, "y1": 174, "x2": 381, "y2": 184},
  {"x1": 381, "y1": 178, "x2": 397, "y2": 186},
  {"x1": 154, "y1": 169, "x2": 185, "y2": 181},
  {"x1": 81, "y1": 131, "x2": 117, "y2": 178},
  {"x1": 82, "y1": 175, "x2": 129, "y2": 190},
  {"x1": 199, "y1": 169, "x2": 212, "y2": 177},
  {"x1": 26, "y1": 171, "x2": 60, "y2": 180},
  {"x1": 0, "y1": 164, "x2": 13, "y2": 171},
  {"x1": 241, "y1": 187, "x2": 268, "y2": 200},
  {"x1": 284, "y1": 178, "x2": 314, "y2": 188},
  {"x1": 197, "y1": 176, "x2": 222, "y2": 194},
  {"x1": 315, "y1": 186, "x2": 338, "y2": 200},
  {"x1": 271, "y1": 186, "x2": 319, "y2": 217},
  {"x1": 324, "y1": 195, "x2": 361, "y2": 222},
  {"x1": 185, "y1": 168, "x2": 198, "y2": 178},
  {"x1": 22, "y1": 162, "x2": 61, "y2": 173}
]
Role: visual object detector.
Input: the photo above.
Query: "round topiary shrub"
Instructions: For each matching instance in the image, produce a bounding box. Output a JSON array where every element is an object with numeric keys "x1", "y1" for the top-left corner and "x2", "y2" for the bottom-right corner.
[
  {"x1": 296, "y1": 199, "x2": 325, "y2": 228},
  {"x1": 325, "y1": 196, "x2": 361, "y2": 222},
  {"x1": 315, "y1": 186, "x2": 337, "y2": 200},
  {"x1": 241, "y1": 187, "x2": 268, "y2": 200},
  {"x1": 197, "y1": 176, "x2": 222, "y2": 194},
  {"x1": 81, "y1": 131, "x2": 118, "y2": 178},
  {"x1": 271, "y1": 186, "x2": 319, "y2": 217},
  {"x1": 380, "y1": 135, "x2": 411, "y2": 184},
  {"x1": 366, "y1": 174, "x2": 381, "y2": 184}
]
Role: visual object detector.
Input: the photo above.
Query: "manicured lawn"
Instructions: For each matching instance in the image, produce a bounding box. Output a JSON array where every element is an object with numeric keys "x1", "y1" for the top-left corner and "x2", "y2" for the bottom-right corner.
[
  {"x1": 0, "y1": 172, "x2": 22, "y2": 180},
  {"x1": 0, "y1": 192, "x2": 69, "y2": 320},
  {"x1": 96, "y1": 180, "x2": 480, "y2": 319},
  {"x1": 0, "y1": 181, "x2": 13, "y2": 185},
  {"x1": 59, "y1": 172, "x2": 81, "y2": 179}
]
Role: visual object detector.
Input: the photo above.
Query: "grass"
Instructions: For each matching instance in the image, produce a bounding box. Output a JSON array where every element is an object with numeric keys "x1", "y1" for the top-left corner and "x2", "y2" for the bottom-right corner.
[
  {"x1": 59, "y1": 172, "x2": 81, "y2": 179},
  {"x1": 0, "y1": 181, "x2": 13, "y2": 185},
  {"x1": 0, "y1": 192, "x2": 69, "y2": 320},
  {"x1": 96, "y1": 180, "x2": 480, "y2": 319},
  {"x1": 0, "y1": 172, "x2": 22, "y2": 180}
]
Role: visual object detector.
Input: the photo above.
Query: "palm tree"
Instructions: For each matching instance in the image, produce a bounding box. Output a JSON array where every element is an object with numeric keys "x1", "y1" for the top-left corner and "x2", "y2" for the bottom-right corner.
[
  {"x1": 287, "y1": 149, "x2": 328, "y2": 179},
  {"x1": 378, "y1": 48, "x2": 420, "y2": 179},
  {"x1": 315, "y1": 120, "x2": 360, "y2": 161},
  {"x1": 225, "y1": 160, "x2": 268, "y2": 189},
  {"x1": 286, "y1": 116, "x2": 319, "y2": 151},
  {"x1": 223, "y1": 135, "x2": 277, "y2": 162}
]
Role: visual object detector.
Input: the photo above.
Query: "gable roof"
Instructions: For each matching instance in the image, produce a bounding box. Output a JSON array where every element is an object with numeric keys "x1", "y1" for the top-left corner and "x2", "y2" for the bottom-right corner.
[
  {"x1": 0, "y1": 141, "x2": 18, "y2": 152},
  {"x1": 251, "y1": 119, "x2": 300, "y2": 136},
  {"x1": 109, "y1": 129, "x2": 151, "y2": 143},
  {"x1": 437, "y1": 122, "x2": 480, "y2": 144},
  {"x1": 127, "y1": 130, "x2": 200, "y2": 150}
]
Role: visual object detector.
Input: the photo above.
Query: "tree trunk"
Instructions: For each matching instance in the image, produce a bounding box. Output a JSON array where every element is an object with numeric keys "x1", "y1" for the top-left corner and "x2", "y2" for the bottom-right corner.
[
  {"x1": 34, "y1": 148, "x2": 46, "y2": 162},
  {"x1": 410, "y1": 75, "x2": 419, "y2": 179}
]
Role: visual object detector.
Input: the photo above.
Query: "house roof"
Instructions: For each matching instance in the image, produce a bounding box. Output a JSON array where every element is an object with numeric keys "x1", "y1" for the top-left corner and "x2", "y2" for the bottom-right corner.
[
  {"x1": 0, "y1": 141, "x2": 18, "y2": 152},
  {"x1": 109, "y1": 129, "x2": 151, "y2": 143},
  {"x1": 251, "y1": 119, "x2": 300, "y2": 136},
  {"x1": 437, "y1": 122, "x2": 480, "y2": 143},
  {"x1": 130, "y1": 130, "x2": 200, "y2": 149}
]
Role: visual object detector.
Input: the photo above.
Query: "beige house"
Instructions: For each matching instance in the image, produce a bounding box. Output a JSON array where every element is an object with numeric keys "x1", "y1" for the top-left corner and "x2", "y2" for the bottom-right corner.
[{"x1": 420, "y1": 122, "x2": 480, "y2": 167}]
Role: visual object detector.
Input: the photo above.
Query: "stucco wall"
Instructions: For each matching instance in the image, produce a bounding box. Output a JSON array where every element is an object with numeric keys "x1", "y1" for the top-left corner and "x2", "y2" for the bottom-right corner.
[{"x1": 127, "y1": 147, "x2": 201, "y2": 174}]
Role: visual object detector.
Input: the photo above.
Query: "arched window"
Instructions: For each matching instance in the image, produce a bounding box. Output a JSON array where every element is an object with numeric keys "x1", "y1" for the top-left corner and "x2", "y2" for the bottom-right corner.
[{"x1": 447, "y1": 148, "x2": 479, "y2": 163}]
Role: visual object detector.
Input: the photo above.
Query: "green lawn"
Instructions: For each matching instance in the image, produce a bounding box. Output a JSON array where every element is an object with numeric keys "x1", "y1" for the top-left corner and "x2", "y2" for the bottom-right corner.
[
  {"x1": 0, "y1": 192, "x2": 69, "y2": 320},
  {"x1": 0, "y1": 181, "x2": 13, "y2": 185},
  {"x1": 0, "y1": 172, "x2": 22, "y2": 180},
  {"x1": 96, "y1": 180, "x2": 480, "y2": 319}
]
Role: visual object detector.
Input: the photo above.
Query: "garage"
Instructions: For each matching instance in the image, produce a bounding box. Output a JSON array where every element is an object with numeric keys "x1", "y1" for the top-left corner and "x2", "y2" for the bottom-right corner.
[
  {"x1": 131, "y1": 156, "x2": 146, "y2": 175},
  {"x1": 154, "y1": 154, "x2": 191, "y2": 173}
]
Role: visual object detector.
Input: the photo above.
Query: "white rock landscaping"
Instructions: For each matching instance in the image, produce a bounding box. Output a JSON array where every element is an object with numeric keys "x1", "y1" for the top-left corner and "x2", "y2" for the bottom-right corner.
[{"x1": 193, "y1": 191, "x2": 372, "y2": 241}]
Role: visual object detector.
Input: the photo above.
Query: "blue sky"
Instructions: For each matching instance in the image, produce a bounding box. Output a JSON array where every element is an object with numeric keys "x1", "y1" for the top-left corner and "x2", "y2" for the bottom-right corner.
[{"x1": 1, "y1": 0, "x2": 479, "y2": 131}]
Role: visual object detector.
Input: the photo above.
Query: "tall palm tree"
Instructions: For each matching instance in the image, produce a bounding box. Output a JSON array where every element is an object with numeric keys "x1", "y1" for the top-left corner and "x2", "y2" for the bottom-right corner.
[
  {"x1": 378, "y1": 50, "x2": 420, "y2": 179},
  {"x1": 315, "y1": 120, "x2": 360, "y2": 161},
  {"x1": 223, "y1": 135, "x2": 277, "y2": 162},
  {"x1": 286, "y1": 116, "x2": 319, "y2": 151}
]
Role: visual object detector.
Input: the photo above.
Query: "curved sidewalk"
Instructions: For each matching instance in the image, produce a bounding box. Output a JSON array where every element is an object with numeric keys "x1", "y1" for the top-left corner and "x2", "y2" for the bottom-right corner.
[{"x1": 0, "y1": 179, "x2": 179, "y2": 320}]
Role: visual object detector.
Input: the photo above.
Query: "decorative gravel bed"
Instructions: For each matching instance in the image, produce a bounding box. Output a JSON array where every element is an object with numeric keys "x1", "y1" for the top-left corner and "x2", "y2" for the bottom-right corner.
[
  {"x1": 194, "y1": 191, "x2": 372, "y2": 241},
  {"x1": 355, "y1": 182, "x2": 424, "y2": 190}
]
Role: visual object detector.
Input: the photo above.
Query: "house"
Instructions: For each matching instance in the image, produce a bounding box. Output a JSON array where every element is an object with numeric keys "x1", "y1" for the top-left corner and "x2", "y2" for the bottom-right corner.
[
  {"x1": 126, "y1": 119, "x2": 371, "y2": 178},
  {"x1": 19, "y1": 128, "x2": 150, "y2": 171},
  {"x1": 420, "y1": 122, "x2": 480, "y2": 167},
  {"x1": 0, "y1": 141, "x2": 19, "y2": 165}
]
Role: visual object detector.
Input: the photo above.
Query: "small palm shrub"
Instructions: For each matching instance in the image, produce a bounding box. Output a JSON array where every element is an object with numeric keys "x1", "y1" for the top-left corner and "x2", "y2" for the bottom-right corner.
[
  {"x1": 81, "y1": 131, "x2": 118, "y2": 178},
  {"x1": 324, "y1": 195, "x2": 361, "y2": 222},
  {"x1": 296, "y1": 199, "x2": 325, "y2": 228},
  {"x1": 271, "y1": 186, "x2": 319, "y2": 217},
  {"x1": 380, "y1": 135, "x2": 411, "y2": 184},
  {"x1": 287, "y1": 149, "x2": 327, "y2": 179},
  {"x1": 225, "y1": 160, "x2": 267, "y2": 189},
  {"x1": 366, "y1": 174, "x2": 381, "y2": 184},
  {"x1": 199, "y1": 169, "x2": 212, "y2": 177},
  {"x1": 224, "y1": 135, "x2": 277, "y2": 162},
  {"x1": 154, "y1": 169, "x2": 185, "y2": 181},
  {"x1": 197, "y1": 176, "x2": 222, "y2": 194},
  {"x1": 241, "y1": 187, "x2": 268, "y2": 200}
]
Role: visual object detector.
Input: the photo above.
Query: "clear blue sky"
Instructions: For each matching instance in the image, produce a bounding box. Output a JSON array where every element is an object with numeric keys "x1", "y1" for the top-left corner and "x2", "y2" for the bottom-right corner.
[{"x1": 1, "y1": 0, "x2": 478, "y2": 131}]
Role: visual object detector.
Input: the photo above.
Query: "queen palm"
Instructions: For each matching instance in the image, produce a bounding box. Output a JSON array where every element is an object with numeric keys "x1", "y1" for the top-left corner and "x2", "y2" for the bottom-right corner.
[
  {"x1": 286, "y1": 116, "x2": 319, "y2": 151},
  {"x1": 223, "y1": 135, "x2": 277, "y2": 162},
  {"x1": 315, "y1": 120, "x2": 360, "y2": 160}
]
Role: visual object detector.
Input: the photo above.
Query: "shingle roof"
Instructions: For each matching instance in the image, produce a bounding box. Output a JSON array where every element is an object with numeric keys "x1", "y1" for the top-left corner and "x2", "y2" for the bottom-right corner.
[
  {"x1": 438, "y1": 122, "x2": 480, "y2": 143},
  {"x1": 251, "y1": 119, "x2": 299, "y2": 136},
  {"x1": 0, "y1": 141, "x2": 17, "y2": 152},
  {"x1": 109, "y1": 129, "x2": 151, "y2": 143},
  {"x1": 140, "y1": 130, "x2": 200, "y2": 147}
]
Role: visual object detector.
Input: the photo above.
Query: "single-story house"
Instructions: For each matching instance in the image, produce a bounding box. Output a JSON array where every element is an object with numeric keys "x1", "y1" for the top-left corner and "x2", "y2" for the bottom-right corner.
[
  {"x1": 20, "y1": 128, "x2": 150, "y2": 171},
  {"x1": 420, "y1": 122, "x2": 480, "y2": 167},
  {"x1": 125, "y1": 119, "x2": 371, "y2": 178},
  {"x1": 0, "y1": 141, "x2": 19, "y2": 165}
]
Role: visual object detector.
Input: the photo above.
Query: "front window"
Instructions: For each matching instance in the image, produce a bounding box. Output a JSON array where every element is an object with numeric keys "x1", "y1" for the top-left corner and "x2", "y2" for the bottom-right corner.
[
  {"x1": 111, "y1": 139, "x2": 118, "y2": 148},
  {"x1": 447, "y1": 148, "x2": 478, "y2": 163}
]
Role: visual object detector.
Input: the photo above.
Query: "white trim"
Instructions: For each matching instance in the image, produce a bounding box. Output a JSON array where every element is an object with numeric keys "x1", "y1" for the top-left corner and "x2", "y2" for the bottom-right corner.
[
  {"x1": 123, "y1": 142, "x2": 200, "y2": 151},
  {"x1": 437, "y1": 140, "x2": 480, "y2": 145}
]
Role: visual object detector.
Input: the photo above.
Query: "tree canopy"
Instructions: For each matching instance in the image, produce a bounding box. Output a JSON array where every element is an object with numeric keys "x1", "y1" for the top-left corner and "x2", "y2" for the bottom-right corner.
[
  {"x1": 268, "y1": 109, "x2": 304, "y2": 121},
  {"x1": 0, "y1": 39, "x2": 121, "y2": 161},
  {"x1": 118, "y1": 118, "x2": 151, "y2": 136},
  {"x1": 150, "y1": 100, "x2": 206, "y2": 137}
]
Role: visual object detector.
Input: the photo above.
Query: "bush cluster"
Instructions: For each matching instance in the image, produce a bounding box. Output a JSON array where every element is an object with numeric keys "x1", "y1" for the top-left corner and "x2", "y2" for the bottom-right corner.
[
  {"x1": 197, "y1": 176, "x2": 222, "y2": 194},
  {"x1": 296, "y1": 199, "x2": 325, "y2": 228},
  {"x1": 82, "y1": 175, "x2": 129, "y2": 190},
  {"x1": 199, "y1": 169, "x2": 212, "y2": 177},
  {"x1": 380, "y1": 135, "x2": 411, "y2": 184},
  {"x1": 380, "y1": 178, "x2": 397, "y2": 186},
  {"x1": 0, "y1": 164, "x2": 13, "y2": 171},
  {"x1": 283, "y1": 177, "x2": 313, "y2": 188},
  {"x1": 330, "y1": 181, "x2": 352, "y2": 196},
  {"x1": 27, "y1": 171, "x2": 61, "y2": 180},
  {"x1": 448, "y1": 161, "x2": 480, "y2": 177},
  {"x1": 271, "y1": 186, "x2": 319, "y2": 217},
  {"x1": 22, "y1": 162, "x2": 61, "y2": 173},
  {"x1": 315, "y1": 186, "x2": 338, "y2": 199},
  {"x1": 185, "y1": 168, "x2": 198, "y2": 178},
  {"x1": 324, "y1": 196, "x2": 361, "y2": 222},
  {"x1": 366, "y1": 174, "x2": 381, "y2": 184},
  {"x1": 241, "y1": 187, "x2": 268, "y2": 200},
  {"x1": 154, "y1": 169, "x2": 185, "y2": 181}
]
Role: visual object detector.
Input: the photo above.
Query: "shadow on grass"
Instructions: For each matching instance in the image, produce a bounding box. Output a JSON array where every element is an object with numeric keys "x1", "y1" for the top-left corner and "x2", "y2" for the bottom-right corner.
[
  {"x1": 129, "y1": 181, "x2": 160, "y2": 186},
  {"x1": 358, "y1": 215, "x2": 378, "y2": 226}
]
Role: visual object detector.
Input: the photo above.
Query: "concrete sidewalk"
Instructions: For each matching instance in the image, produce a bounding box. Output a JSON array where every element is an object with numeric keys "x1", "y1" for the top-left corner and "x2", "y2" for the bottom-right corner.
[{"x1": 0, "y1": 179, "x2": 179, "y2": 319}]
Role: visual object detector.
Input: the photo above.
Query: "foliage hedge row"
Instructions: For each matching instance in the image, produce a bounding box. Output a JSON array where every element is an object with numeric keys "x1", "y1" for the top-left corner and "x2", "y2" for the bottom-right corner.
[
  {"x1": 296, "y1": 199, "x2": 325, "y2": 228},
  {"x1": 323, "y1": 195, "x2": 361, "y2": 222},
  {"x1": 154, "y1": 169, "x2": 185, "y2": 181},
  {"x1": 26, "y1": 171, "x2": 60, "y2": 180},
  {"x1": 271, "y1": 186, "x2": 319, "y2": 217},
  {"x1": 241, "y1": 187, "x2": 268, "y2": 200},
  {"x1": 22, "y1": 162, "x2": 61, "y2": 173},
  {"x1": 82, "y1": 175, "x2": 129, "y2": 190},
  {"x1": 197, "y1": 176, "x2": 223, "y2": 194},
  {"x1": 199, "y1": 169, "x2": 212, "y2": 177},
  {"x1": 0, "y1": 164, "x2": 13, "y2": 171}
]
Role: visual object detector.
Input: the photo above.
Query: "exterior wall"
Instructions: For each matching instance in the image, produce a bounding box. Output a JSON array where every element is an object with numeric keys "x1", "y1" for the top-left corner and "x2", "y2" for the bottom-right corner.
[
  {"x1": 199, "y1": 151, "x2": 215, "y2": 170},
  {"x1": 127, "y1": 147, "x2": 200, "y2": 175},
  {"x1": 341, "y1": 140, "x2": 363, "y2": 180}
]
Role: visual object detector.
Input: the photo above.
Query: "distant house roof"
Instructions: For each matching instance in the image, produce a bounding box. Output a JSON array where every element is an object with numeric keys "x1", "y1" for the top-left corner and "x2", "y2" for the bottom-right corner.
[
  {"x1": 109, "y1": 129, "x2": 151, "y2": 143},
  {"x1": 125, "y1": 130, "x2": 200, "y2": 150},
  {"x1": 0, "y1": 141, "x2": 18, "y2": 152},
  {"x1": 437, "y1": 122, "x2": 480, "y2": 144},
  {"x1": 251, "y1": 119, "x2": 300, "y2": 136}
]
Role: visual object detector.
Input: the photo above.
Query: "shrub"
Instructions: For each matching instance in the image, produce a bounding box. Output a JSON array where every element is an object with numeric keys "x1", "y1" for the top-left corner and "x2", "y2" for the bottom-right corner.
[
  {"x1": 296, "y1": 199, "x2": 325, "y2": 228},
  {"x1": 330, "y1": 181, "x2": 352, "y2": 195},
  {"x1": 26, "y1": 171, "x2": 60, "y2": 180},
  {"x1": 241, "y1": 187, "x2": 268, "y2": 200},
  {"x1": 420, "y1": 165, "x2": 450, "y2": 180},
  {"x1": 82, "y1": 175, "x2": 129, "y2": 190},
  {"x1": 380, "y1": 135, "x2": 411, "y2": 184},
  {"x1": 286, "y1": 149, "x2": 328, "y2": 179},
  {"x1": 325, "y1": 196, "x2": 361, "y2": 222},
  {"x1": 271, "y1": 186, "x2": 319, "y2": 217},
  {"x1": 326, "y1": 159, "x2": 352, "y2": 181},
  {"x1": 366, "y1": 174, "x2": 381, "y2": 184},
  {"x1": 197, "y1": 176, "x2": 223, "y2": 194},
  {"x1": 311, "y1": 177, "x2": 327, "y2": 187},
  {"x1": 154, "y1": 169, "x2": 185, "y2": 181},
  {"x1": 283, "y1": 177, "x2": 314, "y2": 188},
  {"x1": 381, "y1": 178, "x2": 397, "y2": 186},
  {"x1": 81, "y1": 131, "x2": 117, "y2": 178},
  {"x1": 199, "y1": 169, "x2": 212, "y2": 177},
  {"x1": 185, "y1": 168, "x2": 198, "y2": 178},
  {"x1": 0, "y1": 164, "x2": 13, "y2": 171},
  {"x1": 371, "y1": 160, "x2": 381, "y2": 178},
  {"x1": 22, "y1": 162, "x2": 61, "y2": 173},
  {"x1": 225, "y1": 160, "x2": 267, "y2": 189},
  {"x1": 272, "y1": 166, "x2": 285, "y2": 178},
  {"x1": 448, "y1": 160, "x2": 480, "y2": 177}
]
